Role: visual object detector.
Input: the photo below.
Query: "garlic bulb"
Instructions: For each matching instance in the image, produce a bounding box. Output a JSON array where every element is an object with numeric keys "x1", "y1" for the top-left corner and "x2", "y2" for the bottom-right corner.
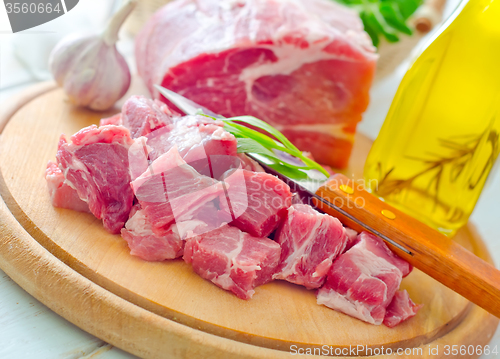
[{"x1": 49, "y1": 1, "x2": 137, "y2": 111}]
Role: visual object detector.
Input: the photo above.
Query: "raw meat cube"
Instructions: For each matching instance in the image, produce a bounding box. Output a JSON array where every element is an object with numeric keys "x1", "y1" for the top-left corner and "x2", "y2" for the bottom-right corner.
[
  {"x1": 237, "y1": 154, "x2": 265, "y2": 173},
  {"x1": 120, "y1": 95, "x2": 177, "y2": 138},
  {"x1": 131, "y1": 146, "x2": 226, "y2": 232},
  {"x1": 66, "y1": 124, "x2": 133, "y2": 146},
  {"x1": 221, "y1": 169, "x2": 292, "y2": 238},
  {"x1": 99, "y1": 96, "x2": 178, "y2": 137},
  {"x1": 100, "y1": 113, "x2": 122, "y2": 127},
  {"x1": 145, "y1": 115, "x2": 237, "y2": 164},
  {"x1": 127, "y1": 137, "x2": 151, "y2": 181},
  {"x1": 184, "y1": 225, "x2": 281, "y2": 300},
  {"x1": 45, "y1": 161, "x2": 90, "y2": 213},
  {"x1": 344, "y1": 227, "x2": 359, "y2": 252},
  {"x1": 383, "y1": 290, "x2": 422, "y2": 328},
  {"x1": 121, "y1": 206, "x2": 184, "y2": 261},
  {"x1": 56, "y1": 125, "x2": 135, "y2": 234},
  {"x1": 136, "y1": 0, "x2": 377, "y2": 168},
  {"x1": 317, "y1": 232, "x2": 412, "y2": 325},
  {"x1": 191, "y1": 200, "x2": 233, "y2": 230},
  {"x1": 357, "y1": 232, "x2": 412, "y2": 277},
  {"x1": 117, "y1": 106, "x2": 239, "y2": 182},
  {"x1": 121, "y1": 200, "x2": 231, "y2": 261},
  {"x1": 274, "y1": 204, "x2": 347, "y2": 289}
]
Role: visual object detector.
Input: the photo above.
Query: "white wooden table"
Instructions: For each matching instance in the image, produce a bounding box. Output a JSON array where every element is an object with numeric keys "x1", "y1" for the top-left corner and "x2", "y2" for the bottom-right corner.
[{"x1": 0, "y1": 1, "x2": 499, "y2": 358}]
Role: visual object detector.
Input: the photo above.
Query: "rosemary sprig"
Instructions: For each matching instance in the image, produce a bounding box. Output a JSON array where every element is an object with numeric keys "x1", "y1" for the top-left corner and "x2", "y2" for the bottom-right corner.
[
  {"x1": 219, "y1": 116, "x2": 330, "y2": 181},
  {"x1": 376, "y1": 121, "x2": 500, "y2": 205}
]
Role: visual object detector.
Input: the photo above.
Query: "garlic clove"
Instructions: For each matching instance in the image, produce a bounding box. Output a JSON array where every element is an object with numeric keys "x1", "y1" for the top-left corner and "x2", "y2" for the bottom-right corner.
[
  {"x1": 49, "y1": 33, "x2": 96, "y2": 86},
  {"x1": 49, "y1": 1, "x2": 136, "y2": 111},
  {"x1": 59, "y1": 39, "x2": 131, "y2": 111}
]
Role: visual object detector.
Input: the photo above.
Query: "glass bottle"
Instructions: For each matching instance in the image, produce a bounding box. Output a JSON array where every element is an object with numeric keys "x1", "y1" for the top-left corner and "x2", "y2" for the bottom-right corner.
[{"x1": 364, "y1": 0, "x2": 500, "y2": 236}]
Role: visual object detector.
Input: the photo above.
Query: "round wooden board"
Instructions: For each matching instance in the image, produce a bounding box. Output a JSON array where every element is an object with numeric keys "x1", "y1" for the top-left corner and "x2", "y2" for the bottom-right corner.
[{"x1": 0, "y1": 83, "x2": 498, "y2": 359}]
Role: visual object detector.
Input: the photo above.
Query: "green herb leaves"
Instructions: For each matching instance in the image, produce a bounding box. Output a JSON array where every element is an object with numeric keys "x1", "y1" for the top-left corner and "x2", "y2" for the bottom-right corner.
[
  {"x1": 334, "y1": 0, "x2": 422, "y2": 46},
  {"x1": 221, "y1": 116, "x2": 330, "y2": 181}
]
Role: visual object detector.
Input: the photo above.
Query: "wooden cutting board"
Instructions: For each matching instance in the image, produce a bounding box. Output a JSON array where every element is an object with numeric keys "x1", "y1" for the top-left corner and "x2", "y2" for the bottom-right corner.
[{"x1": 0, "y1": 82, "x2": 498, "y2": 359}]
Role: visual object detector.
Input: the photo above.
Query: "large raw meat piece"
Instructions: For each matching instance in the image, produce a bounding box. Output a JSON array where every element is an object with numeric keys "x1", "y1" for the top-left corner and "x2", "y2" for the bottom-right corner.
[
  {"x1": 221, "y1": 169, "x2": 292, "y2": 238},
  {"x1": 45, "y1": 161, "x2": 90, "y2": 213},
  {"x1": 136, "y1": 0, "x2": 377, "y2": 168},
  {"x1": 317, "y1": 232, "x2": 413, "y2": 325},
  {"x1": 183, "y1": 225, "x2": 281, "y2": 300},
  {"x1": 383, "y1": 290, "x2": 422, "y2": 328},
  {"x1": 56, "y1": 125, "x2": 135, "y2": 234},
  {"x1": 273, "y1": 204, "x2": 347, "y2": 289},
  {"x1": 131, "y1": 146, "x2": 226, "y2": 233}
]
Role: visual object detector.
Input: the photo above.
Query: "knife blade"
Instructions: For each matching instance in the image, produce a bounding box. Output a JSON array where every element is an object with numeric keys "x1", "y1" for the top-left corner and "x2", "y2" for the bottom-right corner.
[{"x1": 155, "y1": 84, "x2": 500, "y2": 319}]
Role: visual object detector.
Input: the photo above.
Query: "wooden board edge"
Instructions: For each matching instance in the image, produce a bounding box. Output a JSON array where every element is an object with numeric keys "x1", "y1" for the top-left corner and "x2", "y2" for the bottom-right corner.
[
  {"x1": 0, "y1": 144, "x2": 482, "y2": 353},
  {"x1": 0, "y1": 82, "x2": 57, "y2": 135},
  {"x1": 465, "y1": 223, "x2": 496, "y2": 265}
]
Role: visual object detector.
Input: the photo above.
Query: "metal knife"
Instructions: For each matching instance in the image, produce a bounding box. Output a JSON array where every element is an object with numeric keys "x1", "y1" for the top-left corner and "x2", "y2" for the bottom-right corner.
[{"x1": 155, "y1": 85, "x2": 500, "y2": 319}]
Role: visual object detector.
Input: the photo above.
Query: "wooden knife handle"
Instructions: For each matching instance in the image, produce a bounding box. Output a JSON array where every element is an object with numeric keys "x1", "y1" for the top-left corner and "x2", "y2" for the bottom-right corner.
[{"x1": 313, "y1": 173, "x2": 500, "y2": 319}]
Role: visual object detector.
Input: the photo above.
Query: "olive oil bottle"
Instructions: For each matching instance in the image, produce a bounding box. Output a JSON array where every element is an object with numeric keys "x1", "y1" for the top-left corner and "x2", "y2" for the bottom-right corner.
[{"x1": 364, "y1": 0, "x2": 500, "y2": 236}]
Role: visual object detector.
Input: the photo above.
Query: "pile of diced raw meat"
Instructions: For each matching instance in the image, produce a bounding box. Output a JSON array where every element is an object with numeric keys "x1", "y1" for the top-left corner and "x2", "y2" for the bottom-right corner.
[
  {"x1": 46, "y1": 95, "x2": 420, "y2": 327},
  {"x1": 135, "y1": 0, "x2": 377, "y2": 169}
]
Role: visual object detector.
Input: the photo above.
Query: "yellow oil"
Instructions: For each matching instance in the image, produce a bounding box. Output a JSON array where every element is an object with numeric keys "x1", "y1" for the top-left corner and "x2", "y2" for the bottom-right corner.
[{"x1": 364, "y1": 0, "x2": 500, "y2": 236}]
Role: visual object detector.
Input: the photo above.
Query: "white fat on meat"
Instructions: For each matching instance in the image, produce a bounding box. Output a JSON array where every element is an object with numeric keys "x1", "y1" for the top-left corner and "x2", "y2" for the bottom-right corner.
[
  {"x1": 55, "y1": 125, "x2": 135, "y2": 234},
  {"x1": 131, "y1": 146, "x2": 227, "y2": 231},
  {"x1": 274, "y1": 204, "x2": 347, "y2": 289},
  {"x1": 317, "y1": 232, "x2": 413, "y2": 325},
  {"x1": 184, "y1": 225, "x2": 281, "y2": 300}
]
